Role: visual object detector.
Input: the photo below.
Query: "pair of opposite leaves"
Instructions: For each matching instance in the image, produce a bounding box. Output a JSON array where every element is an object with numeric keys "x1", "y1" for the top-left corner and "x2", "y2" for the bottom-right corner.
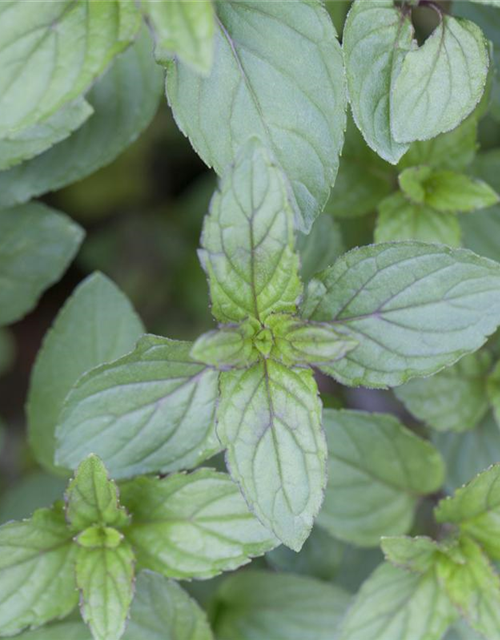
[{"x1": 54, "y1": 140, "x2": 500, "y2": 551}]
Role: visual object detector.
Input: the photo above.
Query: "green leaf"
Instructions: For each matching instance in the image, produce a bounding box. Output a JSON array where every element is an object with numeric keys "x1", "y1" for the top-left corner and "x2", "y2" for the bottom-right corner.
[
  {"x1": 375, "y1": 192, "x2": 462, "y2": 247},
  {"x1": 391, "y1": 16, "x2": 489, "y2": 143},
  {"x1": 381, "y1": 536, "x2": 442, "y2": 574},
  {"x1": 0, "y1": 0, "x2": 140, "y2": 137},
  {"x1": 0, "y1": 472, "x2": 66, "y2": 523},
  {"x1": 395, "y1": 351, "x2": 492, "y2": 432},
  {"x1": 0, "y1": 202, "x2": 84, "y2": 327},
  {"x1": 0, "y1": 505, "x2": 77, "y2": 635},
  {"x1": 398, "y1": 116, "x2": 478, "y2": 172},
  {"x1": 444, "y1": 621, "x2": 484, "y2": 640},
  {"x1": 214, "y1": 570, "x2": 351, "y2": 640},
  {"x1": 437, "y1": 536, "x2": 500, "y2": 639},
  {"x1": 27, "y1": 272, "x2": 144, "y2": 475},
  {"x1": 141, "y1": 0, "x2": 215, "y2": 74},
  {"x1": 120, "y1": 469, "x2": 276, "y2": 580},
  {"x1": 489, "y1": 359, "x2": 500, "y2": 426},
  {"x1": 190, "y1": 322, "x2": 258, "y2": 370},
  {"x1": 0, "y1": 30, "x2": 163, "y2": 210},
  {"x1": 0, "y1": 99, "x2": 93, "y2": 171},
  {"x1": 435, "y1": 464, "x2": 500, "y2": 560},
  {"x1": 13, "y1": 622, "x2": 91, "y2": 640},
  {"x1": 167, "y1": 0, "x2": 346, "y2": 232},
  {"x1": 318, "y1": 410, "x2": 444, "y2": 547},
  {"x1": 297, "y1": 215, "x2": 345, "y2": 282},
  {"x1": 200, "y1": 140, "x2": 301, "y2": 324},
  {"x1": 217, "y1": 361, "x2": 326, "y2": 551},
  {"x1": 125, "y1": 571, "x2": 214, "y2": 640},
  {"x1": 325, "y1": 117, "x2": 394, "y2": 219},
  {"x1": 301, "y1": 242, "x2": 500, "y2": 388},
  {"x1": 76, "y1": 543, "x2": 135, "y2": 640},
  {"x1": 433, "y1": 412, "x2": 500, "y2": 492},
  {"x1": 56, "y1": 335, "x2": 220, "y2": 479},
  {"x1": 271, "y1": 316, "x2": 358, "y2": 366},
  {"x1": 65, "y1": 455, "x2": 129, "y2": 532},
  {"x1": 343, "y1": 0, "x2": 413, "y2": 163},
  {"x1": 400, "y1": 168, "x2": 499, "y2": 213},
  {"x1": 338, "y1": 562, "x2": 457, "y2": 640}
]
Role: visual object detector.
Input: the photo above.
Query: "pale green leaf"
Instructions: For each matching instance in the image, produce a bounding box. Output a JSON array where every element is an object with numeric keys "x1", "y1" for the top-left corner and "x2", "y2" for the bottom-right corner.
[
  {"x1": 437, "y1": 536, "x2": 500, "y2": 639},
  {"x1": 414, "y1": 170, "x2": 498, "y2": 213},
  {"x1": 338, "y1": 562, "x2": 457, "y2": 640},
  {"x1": 0, "y1": 472, "x2": 66, "y2": 523},
  {"x1": 325, "y1": 117, "x2": 394, "y2": 219},
  {"x1": 444, "y1": 621, "x2": 484, "y2": 640},
  {"x1": 381, "y1": 536, "x2": 441, "y2": 574},
  {"x1": 142, "y1": 0, "x2": 215, "y2": 74},
  {"x1": 467, "y1": 0, "x2": 500, "y2": 6},
  {"x1": 0, "y1": 202, "x2": 84, "y2": 327},
  {"x1": 391, "y1": 16, "x2": 489, "y2": 143},
  {"x1": 297, "y1": 214, "x2": 345, "y2": 282},
  {"x1": 301, "y1": 242, "x2": 500, "y2": 388},
  {"x1": 0, "y1": 0, "x2": 140, "y2": 137},
  {"x1": 489, "y1": 359, "x2": 500, "y2": 426},
  {"x1": 318, "y1": 410, "x2": 444, "y2": 547},
  {"x1": 27, "y1": 272, "x2": 144, "y2": 475},
  {"x1": 66, "y1": 455, "x2": 129, "y2": 532},
  {"x1": 76, "y1": 543, "x2": 135, "y2": 640},
  {"x1": 395, "y1": 351, "x2": 492, "y2": 432},
  {"x1": 217, "y1": 361, "x2": 326, "y2": 551},
  {"x1": 375, "y1": 192, "x2": 462, "y2": 247},
  {"x1": 167, "y1": 0, "x2": 346, "y2": 232},
  {"x1": 271, "y1": 316, "x2": 358, "y2": 366},
  {"x1": 0, "y1": 505, "x2": 78, "y2": 635},
  {"x1": 13, "y1": 622, "x2": 91, "y2": 640},
  {"x1": 435, "y1": 464, "x2": 500, "y2": 560},
  {"x1": 190, "y1": 323, "x2": 258, "y2": 370},
  {"x1": 0, "y1": 30, "x2": 163, "y2": 210},
  {"x1": 124, "y1": 571, "x2": 214, "y2": 640},
  {"x1": 214, "y1": 570, "x2": 351, "y2": 640},
  {"x1": 433, "y1": 412, "x2": 500, "y2": 492},
  {"x1": 200, "y1": 140, "x2": 301, "y2": 324},
  {"x1": 343, "y1": 0, "x2": 413, "y2": 163},
  {"x1": 0, "y1": 99, "x2": 93, "y2": 171},
  {"x1": 56, "y1": 335, "x2": 220, "y2": 479},
  {"x1": 398, "y1": 116, "x2": 478, "y2": 172},
  {"x1": 120, "y1": 469, "x2": 276, "y2": 580}
]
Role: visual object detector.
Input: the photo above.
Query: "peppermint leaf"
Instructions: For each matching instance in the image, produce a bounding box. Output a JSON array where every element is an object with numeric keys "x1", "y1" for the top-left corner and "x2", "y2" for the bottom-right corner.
[
  {"x1": 167, "y1": 0, "x2": 346, "y2": 231},
  {"x1": 437, "y1": 536, "x2": 500, "y2": 639},
  {"x1": 0, "y1": 99, "x2": 93, "y2": 171},
  {"x1": 433, "y1": 412, "x2": 500, "y2": 492},
  {"x1": 489, "y1": 360, "x2": 500, "y2": 427},
  {"x1": 141, "y1": 0, "x2": 215, "y2": 74},
  {"x1": 27, "y1": 273, "x2": 144, "y2": 475},
  {"x1": 318, "y1": 410, "x2": 444, "y2": 547},
  {"x1": 0, "y1": 202, "x2": 83, "y2": 327},
  {"x1": 217, "y1": 360, "x2": 326, "y2": 551},
  {"x1": 338, "y1": 562, "x2": 457, "y2": 640},
  {"x1": 213, "y1": 570, "x2": 351, "y2": 640},
  {"x1": 375, "y1": 192, "x2": 462, "y2": 247},
  {"x1": 200, "y1": 140, "x2": 301, "y2": 324},
  {"x1": 0, "y1": 0, "x2": 140, "y2": 137},
  {"x1": 395, "y1": 351, "x2": 492, "y2": 433},
  {"x1": 343, "y1": 0, "x2": 413, "y2": 163},
  {"x1": 56, "y1": 335, "x2": 220, "y2": 479},
  {"x1": 13, "y1": 623, "x2": 91, "y2": 640},
  {"x1": 381, "y1": 536, "x2": 442, "y2": 574},
  {"x1": 0, "y1": 505, "x2": 77, "y2": 635},
  {"x1": 399, "y1": 168, "x2": 499, "y2": 213},
  {"x1": 297, "y1": 214, "x2": 345, "y2": 282},
  {"x1": 125, "y1": 571, "x2": 214, "y2": 640},
  {"x1": 301, "y1": 242, "x2": 500, "y2": 388},
  {"x1": 0, "y1": 30, "x2": 163, "y2": 210},
  {"x1": 76, "y1": 543, "x2": 135, "y2": 640},
  {"x1": 190, "y1": 323, "x2": 258, "y2": 370},
  {"x1": 391, "y1": 16, "x2": 489, "y2": 143},
  {"x1": 435, "y1": 464, "x2": 500, "y2": 560},
  {"x1": 120, "y1": 469, "x2": 276, "y2": 579},
  {"x1": 65, "y1": 455, "x2": 129, "y2": 531}
]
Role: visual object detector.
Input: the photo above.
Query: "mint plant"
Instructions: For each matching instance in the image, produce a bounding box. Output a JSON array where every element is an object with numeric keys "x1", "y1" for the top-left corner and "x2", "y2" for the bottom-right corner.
[{"x1": 2, "y1": 1, "x2": 500, "y2": 639}]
